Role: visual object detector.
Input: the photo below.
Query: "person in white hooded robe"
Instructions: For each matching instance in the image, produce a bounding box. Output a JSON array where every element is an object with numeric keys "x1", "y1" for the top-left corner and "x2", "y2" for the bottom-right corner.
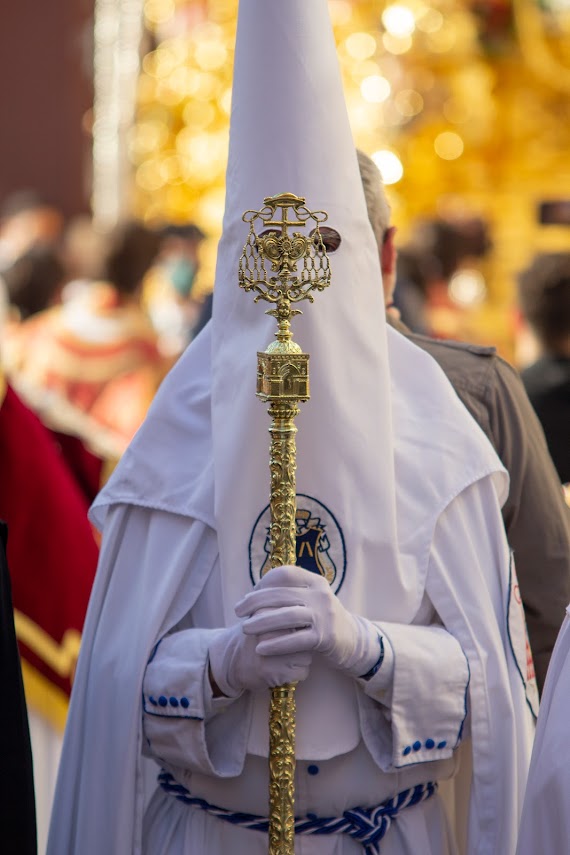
[
  {"x1": 516, "y1": 609, "x2": 570, "y2": 855},
  {"x1": 48, "y1": 1, "x2": 536, "y2": 854}
]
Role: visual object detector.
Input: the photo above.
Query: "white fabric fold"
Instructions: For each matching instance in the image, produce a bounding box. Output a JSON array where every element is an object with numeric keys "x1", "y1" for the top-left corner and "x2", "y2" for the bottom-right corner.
[
  {"x1": 515, "y1": 611, "x2": 570, "y2": 855},
  {"x1": 47, "y1": 509, "x2": 218, "y2": 854}
]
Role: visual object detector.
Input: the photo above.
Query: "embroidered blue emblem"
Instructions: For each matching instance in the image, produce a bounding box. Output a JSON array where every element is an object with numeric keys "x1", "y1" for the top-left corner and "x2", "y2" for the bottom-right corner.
[{"x1": 249, "y1": 494, "x2": 346, "y2": 594}]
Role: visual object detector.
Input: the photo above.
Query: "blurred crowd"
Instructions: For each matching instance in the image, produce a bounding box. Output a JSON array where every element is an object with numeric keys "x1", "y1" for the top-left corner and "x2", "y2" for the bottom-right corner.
[
  {"x1": 392, "y1": 215, "x2": 570, "y2": 488},
  {"x1": 0, "y1": 191, "x2": 211, "y2": 458},
  {"x1": 0, "y1": 189, "x2": 567, "y2": 507},
  {"x1": 1, "y1": 190, "x2": 568, "y2": 490}
]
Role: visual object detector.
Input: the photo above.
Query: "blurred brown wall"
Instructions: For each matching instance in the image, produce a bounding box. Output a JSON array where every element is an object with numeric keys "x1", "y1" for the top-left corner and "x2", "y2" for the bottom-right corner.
[{"x1": 0, "y1": 0, "x2": 94, "y2": 218}]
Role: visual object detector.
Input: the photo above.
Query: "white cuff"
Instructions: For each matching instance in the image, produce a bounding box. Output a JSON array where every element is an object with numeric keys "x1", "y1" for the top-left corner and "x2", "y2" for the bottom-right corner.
[
  {"x1": 142, "y1": 628, "x2": 251, "y2": 777},
  {"x1": 359, "y1": 622, "x2": 469, "y2": 769}
]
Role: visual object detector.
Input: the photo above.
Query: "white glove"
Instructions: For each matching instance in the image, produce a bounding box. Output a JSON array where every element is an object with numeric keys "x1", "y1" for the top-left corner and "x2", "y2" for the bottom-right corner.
[
  {"x1": 208, "y1": 621, "x2": 313, "y2": 698},
  {"x1": 235, "y1": 565, "x2": 381, "y2": 677}
]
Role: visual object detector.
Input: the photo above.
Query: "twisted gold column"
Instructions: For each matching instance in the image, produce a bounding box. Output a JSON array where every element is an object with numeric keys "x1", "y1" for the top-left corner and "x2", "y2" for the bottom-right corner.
[
  {"x1": 268, "y1": 684, "x2": 297, "y2": 854},
  {"x1": 267, "y1": 401, "x2": 298, "y2": 854}
]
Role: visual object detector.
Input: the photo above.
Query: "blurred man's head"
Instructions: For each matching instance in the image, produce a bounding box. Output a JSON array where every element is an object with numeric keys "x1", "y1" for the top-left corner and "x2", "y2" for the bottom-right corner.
[
  {"x1": 356, "y1": 150, "x2": 397, "y2": 307},
  {"x1": 2, "y1": 245, "x2": 66, "y2": 319},
  {"x1": 518, "y1": 252, "x2": 570, "y2": 357},
  {"x1": 0, "y1": 191, "x2": 64, "y2": 268},
  {"x1": 101, "y1": 221, "x2": 163, "y2": 298}
]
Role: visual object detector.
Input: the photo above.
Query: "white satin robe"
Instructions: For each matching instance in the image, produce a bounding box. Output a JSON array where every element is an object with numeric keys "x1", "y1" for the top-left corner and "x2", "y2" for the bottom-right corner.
[{"x1": 124, "y1": 477, "x2": 532, "y2": 854}]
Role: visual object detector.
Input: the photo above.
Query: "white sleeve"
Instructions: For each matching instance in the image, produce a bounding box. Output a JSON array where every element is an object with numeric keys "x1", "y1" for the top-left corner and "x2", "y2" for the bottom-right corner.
[
  {"x1": 113, "y1": 505, "x2": 253, "y2": 778},
  {"x1": 142, "y1": 628, "x2": 252, "y2": 777},
  {"x1": 357, "y1": 483, "x2": 495, "y2": 772}
]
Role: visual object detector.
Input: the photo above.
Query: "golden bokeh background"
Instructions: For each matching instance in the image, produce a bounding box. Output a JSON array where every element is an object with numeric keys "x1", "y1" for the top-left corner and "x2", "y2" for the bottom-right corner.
[{"x1": 128, "y1": 0, "x2": 570, "y2": 359}]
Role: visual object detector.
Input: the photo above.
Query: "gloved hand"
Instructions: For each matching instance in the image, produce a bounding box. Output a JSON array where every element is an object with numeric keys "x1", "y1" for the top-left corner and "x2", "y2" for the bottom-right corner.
[
  {"x1": 208, "y1": 620, "x2": 313, "y2": 698},
  {"x1": 235, "y1": 565, "x2": 381, "y2": 677}
]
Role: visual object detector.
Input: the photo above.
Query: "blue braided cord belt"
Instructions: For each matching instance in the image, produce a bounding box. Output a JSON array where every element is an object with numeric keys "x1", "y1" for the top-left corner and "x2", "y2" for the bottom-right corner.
[{"x1": 158, "y1": 770, "x2": 438, "y2": 854}]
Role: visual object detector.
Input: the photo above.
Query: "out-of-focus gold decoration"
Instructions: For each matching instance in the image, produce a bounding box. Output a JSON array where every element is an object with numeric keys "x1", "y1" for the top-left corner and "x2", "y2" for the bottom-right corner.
[
  {"x1": 513, "y1": 0, "x2": 570, "y2": 94},
  {"x1": 131, "y1": 0, "x2": 570, "y2": 357},
  {"x1": 131, "y1": 0, "x2": 234, "y2": 289}
]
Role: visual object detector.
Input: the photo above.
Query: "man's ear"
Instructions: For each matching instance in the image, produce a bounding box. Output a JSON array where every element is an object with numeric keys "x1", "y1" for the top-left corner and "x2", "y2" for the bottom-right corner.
[{"x1": 381, "y1": 226, "x2": 397, "y2": 276}]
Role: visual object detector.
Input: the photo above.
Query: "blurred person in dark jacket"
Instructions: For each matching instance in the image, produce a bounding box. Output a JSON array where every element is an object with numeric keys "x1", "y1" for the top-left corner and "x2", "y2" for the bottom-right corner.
[
  {"x1": 518, "y1": 252, "x2": 570, "y2": 485},
  {"x1": 358, "y1": 149, "x2": 570, "y2": 692}
]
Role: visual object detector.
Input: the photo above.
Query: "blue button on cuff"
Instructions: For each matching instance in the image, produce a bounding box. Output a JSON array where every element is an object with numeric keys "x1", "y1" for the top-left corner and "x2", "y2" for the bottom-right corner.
[
  {"x1": 146, "y1": 694, "x2": 193, "y2": 712},
  {"x1": 402, "y1": 738, "x2": 448, "y2": 757},
  {"x1": 143, "y1": 693, "x2": 202, "y2": 721},
  {"x1": 307, "y1": 765, "x2": 319, "y2": 776}
]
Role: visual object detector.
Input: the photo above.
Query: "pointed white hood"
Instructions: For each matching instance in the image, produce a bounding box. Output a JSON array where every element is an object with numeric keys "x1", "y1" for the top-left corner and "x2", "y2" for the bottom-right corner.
[
  {"x1": 210, "y1": 0, "x2": 402, "y2": 623},
  {"x1": 91, "y1": 0, "x2": 508, "y2": 628}
]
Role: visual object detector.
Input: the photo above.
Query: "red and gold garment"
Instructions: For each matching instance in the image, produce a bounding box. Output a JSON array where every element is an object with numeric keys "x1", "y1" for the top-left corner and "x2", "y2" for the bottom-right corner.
[
  {"x1": 0, "y1": 380, "x2": 100, "y2": 730},
  {"x1": 8, "y1": 282, "x2": 168, "y2": 449}
]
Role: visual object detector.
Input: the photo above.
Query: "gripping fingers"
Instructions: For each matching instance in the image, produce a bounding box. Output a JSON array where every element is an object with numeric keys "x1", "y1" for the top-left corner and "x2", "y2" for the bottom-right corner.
[
  {"x1": 255, "y1": 626, "x2": 317, "y2": 657},
  {"x1": 236, "y1": 588, "x2": 308, "y2": 619},
  {"x1": 242, "y1": 605, "x2": 311, "y2": 636}
]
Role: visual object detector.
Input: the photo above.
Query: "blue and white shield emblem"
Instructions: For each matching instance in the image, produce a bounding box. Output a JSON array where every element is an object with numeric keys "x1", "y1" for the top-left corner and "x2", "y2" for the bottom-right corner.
[{"x1": 249, "y1": 493, "x2": 346, "y2": 594}]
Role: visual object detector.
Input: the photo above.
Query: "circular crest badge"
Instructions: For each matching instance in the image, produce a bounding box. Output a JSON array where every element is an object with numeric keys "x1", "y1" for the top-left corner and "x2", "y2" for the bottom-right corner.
[{"x1": 248, "y1": 493, "x2": 346, "y2": 594}]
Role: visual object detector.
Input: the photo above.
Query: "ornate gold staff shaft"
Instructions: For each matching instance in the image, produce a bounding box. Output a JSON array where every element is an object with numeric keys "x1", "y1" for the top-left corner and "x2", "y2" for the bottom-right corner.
[{"x1": 239, "y1": 193, "x2": 331, "y2": 855}]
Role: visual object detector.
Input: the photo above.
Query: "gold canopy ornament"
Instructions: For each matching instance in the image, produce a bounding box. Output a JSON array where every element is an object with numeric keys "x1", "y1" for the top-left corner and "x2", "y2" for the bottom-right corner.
[
  {"x1": 240, "y1": 192, "x2": 331, "y2": 345},
  {"x1": 239, "y1": 192, "x2": 331, "y2": 855}
]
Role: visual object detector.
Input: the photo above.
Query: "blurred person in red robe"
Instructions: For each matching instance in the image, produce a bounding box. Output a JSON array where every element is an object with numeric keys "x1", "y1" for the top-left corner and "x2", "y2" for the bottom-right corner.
[
  {"x1": 10, "y1": 221, "x2": 168, "y2": 451},
  {"x1": 0, "y1": 369, "x2": 100, "y2": 852}
]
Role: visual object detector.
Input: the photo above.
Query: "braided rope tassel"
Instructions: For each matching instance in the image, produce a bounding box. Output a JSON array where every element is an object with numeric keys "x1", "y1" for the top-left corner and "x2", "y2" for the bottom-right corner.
[{"x1": 158, "y1": 771, "x2": 438, "y2": 853}]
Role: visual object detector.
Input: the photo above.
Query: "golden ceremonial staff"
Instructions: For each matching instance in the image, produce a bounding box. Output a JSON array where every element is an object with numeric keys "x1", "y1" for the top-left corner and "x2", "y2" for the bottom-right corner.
[{"x1": 239, "y1": 192, "x2": 332, "y2": 855}]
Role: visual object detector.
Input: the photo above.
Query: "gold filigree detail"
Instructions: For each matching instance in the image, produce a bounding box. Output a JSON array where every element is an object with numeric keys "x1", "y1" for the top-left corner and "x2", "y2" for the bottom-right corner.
[
  {"x1": 268, "y1": 685, "x2": 297, "y2": 855},
  {"x1": 239, "y1": 193, "x2": 331, "y2": 351},
  {"x1": 268, "y1": 402, "x2": 299, "y2": 568}
]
